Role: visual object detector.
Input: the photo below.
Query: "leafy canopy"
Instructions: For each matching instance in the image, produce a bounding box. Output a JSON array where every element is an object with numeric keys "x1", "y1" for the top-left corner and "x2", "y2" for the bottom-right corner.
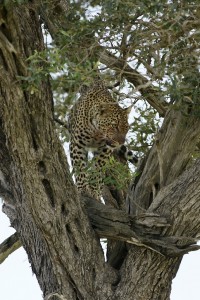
[{"x1": 23, "y1": 0, "x2": 200, "y2": 155}]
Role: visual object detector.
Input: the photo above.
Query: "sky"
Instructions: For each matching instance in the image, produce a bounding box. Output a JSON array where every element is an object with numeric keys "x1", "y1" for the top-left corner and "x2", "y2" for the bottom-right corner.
[
  {"x1": 0, "y1": 202, "x2": 200, "y2": 300},
  {"x1": 0, "y1": 206, "x2": 42, "y2": 300}
]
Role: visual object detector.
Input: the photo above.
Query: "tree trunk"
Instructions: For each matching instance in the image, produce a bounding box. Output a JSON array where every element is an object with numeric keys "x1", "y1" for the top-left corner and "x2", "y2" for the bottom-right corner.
[
  {"x1": 0, "y1": 2, "x2": 200, "y2": 300},
  {"x1": 0, "y1": 3, "x2": 115, "y2": 299}
]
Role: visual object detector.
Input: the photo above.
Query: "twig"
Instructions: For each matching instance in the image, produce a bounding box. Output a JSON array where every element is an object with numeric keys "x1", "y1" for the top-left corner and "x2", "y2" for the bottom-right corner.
[
  {"x1": 0, "y1": 232, "x2": 22, "y2": 264},
  {"x1": 54, "y1": 117, "x2": 68, "y2": 130}
]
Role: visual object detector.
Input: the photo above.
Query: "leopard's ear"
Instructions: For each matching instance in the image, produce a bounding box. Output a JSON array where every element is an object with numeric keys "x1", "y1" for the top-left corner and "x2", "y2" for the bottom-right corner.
[{"x1": 125, "y1": 104, "x2": 133, "y2": 115}]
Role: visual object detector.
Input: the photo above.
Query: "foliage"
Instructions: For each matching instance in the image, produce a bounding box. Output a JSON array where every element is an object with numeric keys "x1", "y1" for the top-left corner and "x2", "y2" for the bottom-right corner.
[
  {"x1": 20, "y1": 0, "x2": 200, "y2": 157},
  {"x1": 94, "y1": 155, "x2": 134, "y2": 190}
]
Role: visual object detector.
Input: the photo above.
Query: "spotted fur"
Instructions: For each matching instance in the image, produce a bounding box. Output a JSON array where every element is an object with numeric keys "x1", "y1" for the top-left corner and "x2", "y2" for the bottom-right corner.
[{"x1": 68, "y1": 80, "x2": 132, "y2": 200}]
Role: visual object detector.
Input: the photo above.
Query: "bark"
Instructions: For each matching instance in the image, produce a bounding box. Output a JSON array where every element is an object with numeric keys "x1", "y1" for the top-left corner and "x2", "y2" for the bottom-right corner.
[
  {"x1": 0, "y1": 2, "x2": 200, "y2": 300},
  {"x1": 112, "y1": 159, "x2": 200, "y2": 300},
  {"x1": 0, "y1": 3, "x2": 115, "y2": 299}
]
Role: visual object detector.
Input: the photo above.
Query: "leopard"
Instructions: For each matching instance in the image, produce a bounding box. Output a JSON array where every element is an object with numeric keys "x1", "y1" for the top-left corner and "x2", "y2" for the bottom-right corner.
[{"x1": 68, "y1": 80, "x2": 134, "y2": 200}]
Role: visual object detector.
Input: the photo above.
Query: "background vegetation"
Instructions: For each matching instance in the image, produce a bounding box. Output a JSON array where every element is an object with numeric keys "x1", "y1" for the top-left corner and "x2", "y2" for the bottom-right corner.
[{"x1": 26, "y1": 1, "x2": 200, "y2": 159}]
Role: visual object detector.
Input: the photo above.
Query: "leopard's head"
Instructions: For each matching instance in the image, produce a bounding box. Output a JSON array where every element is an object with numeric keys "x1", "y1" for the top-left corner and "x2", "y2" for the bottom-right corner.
[{"x1": 92, "y1": 103, "x2": 132, "y2": 148}]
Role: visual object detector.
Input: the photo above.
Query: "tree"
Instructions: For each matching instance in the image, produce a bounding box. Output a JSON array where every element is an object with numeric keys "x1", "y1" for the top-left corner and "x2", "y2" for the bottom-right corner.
[{"x1": 1, "y1": 1, "x2": 200, "y2": 299}]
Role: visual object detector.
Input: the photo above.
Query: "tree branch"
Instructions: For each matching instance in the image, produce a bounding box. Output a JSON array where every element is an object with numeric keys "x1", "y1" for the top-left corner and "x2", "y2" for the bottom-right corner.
[
  {"x1": 98, "y1": 48, "x2": 168, "y2": 116},
  {"x1": 83, "y1": 195, "x2": 200, "y2": 257},
  {"x1": 129, "y1": 106, "x2": 200, "y2": 215},
  {"x1": 2, "y1": 170, "x2": 200, "y2": 265},
  {"x1": 0, "y1": 232, "x2": 21, "y2": 264}
]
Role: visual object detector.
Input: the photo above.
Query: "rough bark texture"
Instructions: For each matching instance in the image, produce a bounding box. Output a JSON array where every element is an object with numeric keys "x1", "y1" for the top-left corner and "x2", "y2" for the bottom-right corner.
[
  {"x1": 0, "y1": 3, "x2": 115, "y2": 299},
  {"x1": 0, "y1": 2, "x2": 200, "y2": 300}
]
